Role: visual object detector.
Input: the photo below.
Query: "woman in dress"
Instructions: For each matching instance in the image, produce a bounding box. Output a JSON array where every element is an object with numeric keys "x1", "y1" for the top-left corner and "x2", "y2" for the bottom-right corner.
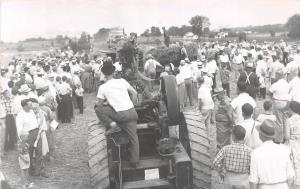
[{"x1": 286, "y1": 101, "x2": 300, "y2": 189}]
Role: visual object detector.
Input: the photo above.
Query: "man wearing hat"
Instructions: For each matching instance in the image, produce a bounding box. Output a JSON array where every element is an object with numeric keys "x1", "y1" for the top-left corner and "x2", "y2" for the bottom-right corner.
[
  {"x1": 249, "y1": 119, "x2": 295, "y2": 189},
  {"x1": 95, "y1": 60, "x2": 140, "y2": 166},
  {"x1": 237, "y1": 62, "x2": 260, "y2": 99}
]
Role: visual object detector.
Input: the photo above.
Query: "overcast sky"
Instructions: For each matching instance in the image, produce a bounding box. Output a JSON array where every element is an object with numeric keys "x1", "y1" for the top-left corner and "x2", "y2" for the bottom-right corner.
[{"x1": 1, "y1": 0, "x2": 300, "y2": 42}]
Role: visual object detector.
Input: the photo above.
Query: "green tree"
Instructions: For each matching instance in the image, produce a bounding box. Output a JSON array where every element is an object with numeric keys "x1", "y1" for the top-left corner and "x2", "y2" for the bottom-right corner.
[
  {"x1": 189, "y1": 15, "x2": 210, "y2": 37},
  {"x1": 286, "y1": 14, "x2": 300, "y2": 38}
]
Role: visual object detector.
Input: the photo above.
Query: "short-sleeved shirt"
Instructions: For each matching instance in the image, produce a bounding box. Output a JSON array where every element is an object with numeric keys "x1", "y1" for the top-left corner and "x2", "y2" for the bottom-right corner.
[
  {"x1": 269, "y1": 79, "x2": 291, "y2": 101},
  {"x1": 289, "y1": 76, "x2": 300, "y2": 103},
  {"x1": 97, "y1": 78, "x2": 134, "y2": 112},
  {"x1": 231, "y1": 93, "x2": 256, "y2": 124},
  {"x1": 198, "y1": 85, "x2": 214, "y2": 110}
]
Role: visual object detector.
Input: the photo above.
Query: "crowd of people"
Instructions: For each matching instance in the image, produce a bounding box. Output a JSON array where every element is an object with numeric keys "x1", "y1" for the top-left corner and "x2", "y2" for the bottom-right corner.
[
  {"x1": 1, "y1": 38, "x2": 300, "y2": 188},
  {"x1": 0, "y1": 48, "x2": 108, "y2": 188},
  {"x1": 146, "y1": 39, "x2": 300, "y2": 189}
]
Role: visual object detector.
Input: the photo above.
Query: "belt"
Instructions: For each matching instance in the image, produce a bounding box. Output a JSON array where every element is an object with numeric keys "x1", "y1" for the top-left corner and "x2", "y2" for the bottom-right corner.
[{"x1": 259, "y1": 181, "x2": 287, "y2": 185}]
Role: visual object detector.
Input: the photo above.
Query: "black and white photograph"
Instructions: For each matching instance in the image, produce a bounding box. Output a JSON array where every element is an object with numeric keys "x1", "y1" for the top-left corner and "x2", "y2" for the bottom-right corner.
[{"x1": 0, "y1": 0, "x2": 300, "y2": 188}]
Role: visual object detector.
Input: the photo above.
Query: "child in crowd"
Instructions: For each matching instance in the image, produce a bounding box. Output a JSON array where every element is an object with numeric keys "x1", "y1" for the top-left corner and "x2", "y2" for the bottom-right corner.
[
  {"x1": 18, "y1": 132, "x2": 34, "y2": 188},
  {"x1": 256, "y1": 100, "x2": 276, "y2": 123},
  {"x1": 219, "y1": 62, "x2": 230, "y2": 97},
  {"x1": 75, "y1": 84, "x2": 84, "y2": 114}
]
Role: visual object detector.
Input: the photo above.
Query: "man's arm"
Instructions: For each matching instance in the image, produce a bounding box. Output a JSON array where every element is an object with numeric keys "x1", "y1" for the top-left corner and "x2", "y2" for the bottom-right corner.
[
  {"x1": 127, "y1": 85, "x2": 138, "y2": 105},
  {"x1": 213, "y1": 148, "x2": 225, "y2": 179},
  {"x1": 15, "y1": 114, "x2": 22, "y2": 139}
]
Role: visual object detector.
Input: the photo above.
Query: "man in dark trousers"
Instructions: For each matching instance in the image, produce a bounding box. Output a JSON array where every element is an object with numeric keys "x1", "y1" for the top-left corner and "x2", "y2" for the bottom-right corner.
[
  {"x1": 94, "y1": 60, "x2": 140, "y2": 166},
  {"x1": 238, "y1": 62, "x2": 260, "y2": 99}
]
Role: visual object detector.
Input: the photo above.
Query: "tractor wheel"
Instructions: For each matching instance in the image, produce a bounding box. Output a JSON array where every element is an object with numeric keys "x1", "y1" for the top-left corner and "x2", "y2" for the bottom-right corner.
[
  {"x1": 161, "y1": 75, "x2": 180, "y2": 124},
  {"x1": 183, "y1": 110, "x2": 212, "y2": 189},
  {"x1": 88, "y1": 120, "x2": 110, "y2": 189}
]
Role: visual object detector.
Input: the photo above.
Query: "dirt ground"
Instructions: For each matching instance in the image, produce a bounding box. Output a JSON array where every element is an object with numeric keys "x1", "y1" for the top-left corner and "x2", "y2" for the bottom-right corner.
[
  {"x1": 1, "y1": 93, "x2": 98, "y2": 189},
  {"x1": 1, "y1": 75, "x2": 267, "y2": 189}
]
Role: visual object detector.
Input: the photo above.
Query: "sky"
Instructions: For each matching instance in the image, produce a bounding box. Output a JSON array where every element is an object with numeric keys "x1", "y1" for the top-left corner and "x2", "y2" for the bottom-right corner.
[{"x1": 1, "y1": 0, "x2": 300, "y2": 42}]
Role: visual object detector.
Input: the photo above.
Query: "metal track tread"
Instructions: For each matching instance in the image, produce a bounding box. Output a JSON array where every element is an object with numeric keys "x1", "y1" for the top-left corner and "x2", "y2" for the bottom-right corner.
[{"x1": 122, "y1": 179, "x2": 171, "y2": 189}]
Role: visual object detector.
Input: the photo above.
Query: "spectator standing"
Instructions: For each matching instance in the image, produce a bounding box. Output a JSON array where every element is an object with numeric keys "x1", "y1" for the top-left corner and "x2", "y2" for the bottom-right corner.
[
  {"x1": 175, "y1": 69, "x2": 185, "y2": 110},
  {"x1": 238, "y1": 62, "x2": 260, "y2": 99},
  {"x1": 206, "y1": 56, "x2": 219, "y2": 90},
  {"x1": 75, "y1": 84, "x2": 84, "y2": 114},
  {"x1": 214, "y1": 88, "x2": 232, "y2": 149},
  {"x1": 249, "y1": 119, "x2": 294, "y2": 189},
  {"x1": 232, "y1": 51, "x2": 245, "y2": 80},
  {"x1": 197, "y1": 77, "x2": 214, "y2": 130},
  {"x1": 0, "y1": 88, "x2": 17, "y2": 152},
  {"x1": 256, "y1": 101, "x2": 276, "y2": 123},
  {"x1": 269, "y1": 70, "x2": 291, "y2": 143},
  {"x1": 179, "y1": 60, "x2": 193, "y2": 106},
  {"x1": 213, "y1": 125, "x2": 251, "y2": 189},
  {"x1": 229, "y1": 82, "x2": 256, "y2": 125},
  {"x1": 219, "y1": 62, "x2": 230, "y2": 97},
  {"x1": 238, "y1": 103, "x2": 262, "y2": 149},
  {"x1": 269, "y1": 55, "x2": 285, "y2": 84}
]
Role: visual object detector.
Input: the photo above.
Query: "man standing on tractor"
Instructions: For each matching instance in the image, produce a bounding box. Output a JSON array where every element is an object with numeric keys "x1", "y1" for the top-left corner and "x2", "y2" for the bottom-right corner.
[
  {"x1": 94, "y1": 60, "x2": 140, "y2": 167},
  {"x1": 144, "y1": 54, "x2": 163, "y2": 91}
]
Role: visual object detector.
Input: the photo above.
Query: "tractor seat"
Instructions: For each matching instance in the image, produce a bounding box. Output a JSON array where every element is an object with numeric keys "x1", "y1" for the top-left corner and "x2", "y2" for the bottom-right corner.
[{"x1": 105, "y1": 126, "x2": 130, "y2": 145}]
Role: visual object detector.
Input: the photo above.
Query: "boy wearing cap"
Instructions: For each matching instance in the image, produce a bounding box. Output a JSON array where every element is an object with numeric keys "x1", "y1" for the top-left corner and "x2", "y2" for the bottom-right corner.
[{"x1": 213, "y1": 125, "x2": 251, "y2": 189}]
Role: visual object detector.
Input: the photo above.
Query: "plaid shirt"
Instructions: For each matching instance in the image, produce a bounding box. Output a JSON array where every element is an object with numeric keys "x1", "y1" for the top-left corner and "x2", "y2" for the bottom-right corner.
[
  {"x1": 0, "y1": 95, "x2": 13, "y2": 114},
  {"x1": 213, "y1": 142, "x2": 252, "y2": 175}
]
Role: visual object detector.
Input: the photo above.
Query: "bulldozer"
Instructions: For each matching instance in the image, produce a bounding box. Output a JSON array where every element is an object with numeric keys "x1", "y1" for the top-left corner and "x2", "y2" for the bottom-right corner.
[{"x1": 88, "y1": 35, "x2": 212, "y2": 189}]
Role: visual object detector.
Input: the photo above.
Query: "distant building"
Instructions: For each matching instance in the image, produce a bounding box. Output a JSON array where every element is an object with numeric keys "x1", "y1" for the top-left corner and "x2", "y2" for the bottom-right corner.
[
  {"x1": 183, "y1": 32, "x2": 198, "y2": 41},
  {"x1": 215, "y1": 32, "x2": 228, "y2": 39}
]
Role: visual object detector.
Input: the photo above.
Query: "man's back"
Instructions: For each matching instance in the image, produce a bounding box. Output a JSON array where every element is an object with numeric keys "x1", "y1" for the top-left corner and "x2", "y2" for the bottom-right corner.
[
  {"x1": 249, "y1": 141, "x2": 294, "y2": 184},
  {"x1": 97, "y1": 78, "x2": 134, "y2": 112}
]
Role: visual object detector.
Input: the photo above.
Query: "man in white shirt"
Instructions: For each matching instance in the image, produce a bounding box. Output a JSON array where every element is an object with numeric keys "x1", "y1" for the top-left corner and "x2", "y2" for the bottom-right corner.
[
  {"x1": 198, "y1": 76, "x2": 214, "y2": 129},
  {"x1": 249, "y1": 119, "x2": 294, "y2": 189},
  {"x1": 229, "y1": 82, "x2": 256, "y2": 125},
  {"x1": 16, "y1": 99, "x2": 45, "y2": 176},
  {"x1": 269, "y1": 56, "x2": 285, "y2": 84},
  {"x1": 238, "y1": 103, "x2": 262, "y2": 149},
  {"x1": 269, "y1": 71, "x2": 291, "y2": 143},
  {"x1": 144, "y1": 54, "x2": 162, "y2": 91},
  {"x1": 232, "y1": 51, "x2": 245, "y2": 80},
  {"x1": 95, "y1": 61, "x2": 139, "y2": 166},
  {"x1": 206, "y1": 57, "x2": 219, "y2": 89},
  {"x1": 179, "y1": 60, "x2": 193, "y2": 106},
  {"x1": 289, "y1": 74, "x2": 300, "y2": 103}
]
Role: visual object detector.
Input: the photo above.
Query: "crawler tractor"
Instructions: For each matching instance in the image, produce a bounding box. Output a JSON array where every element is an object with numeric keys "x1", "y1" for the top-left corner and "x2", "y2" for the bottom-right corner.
[{"x1": 88, "y1": 36, "x2": 212, "y2": 189}]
